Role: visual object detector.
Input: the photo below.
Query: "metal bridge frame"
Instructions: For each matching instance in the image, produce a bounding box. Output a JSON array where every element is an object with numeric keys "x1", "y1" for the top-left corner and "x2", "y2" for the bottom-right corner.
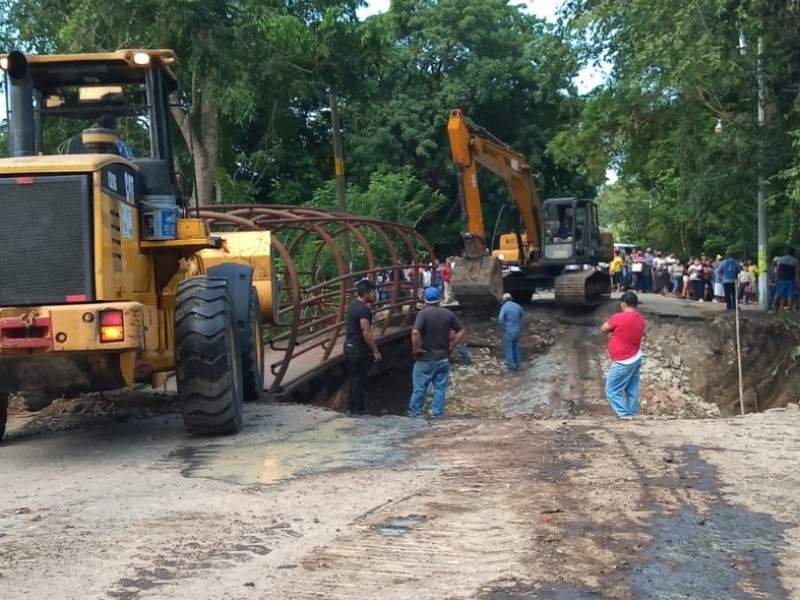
[{"x1": 198, "y1": 205, "x2": 435, "y2": 398}]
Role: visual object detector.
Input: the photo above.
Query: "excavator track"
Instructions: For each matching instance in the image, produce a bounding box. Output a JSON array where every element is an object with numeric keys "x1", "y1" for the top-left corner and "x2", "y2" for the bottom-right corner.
[{"x1": 554, "y1": 269, "x2": 611, "y2": 307}]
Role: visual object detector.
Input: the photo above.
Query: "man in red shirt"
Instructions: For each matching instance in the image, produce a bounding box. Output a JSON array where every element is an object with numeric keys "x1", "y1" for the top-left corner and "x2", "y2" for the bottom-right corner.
[{"x1": 600, "y1": 291, "x2": 645, "y2": 418}]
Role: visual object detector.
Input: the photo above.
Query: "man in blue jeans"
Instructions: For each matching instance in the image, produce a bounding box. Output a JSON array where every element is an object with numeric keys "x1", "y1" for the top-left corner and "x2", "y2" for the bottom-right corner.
[
  {"x1": 601, "y1": 291, "x2": 645, "y2": 419},
  {"x1": 408, "y1": 287, "x2": 465, "y2": 418},
  {"x1": 498, "y1": 292, "x2": 524, "y2": 370}
]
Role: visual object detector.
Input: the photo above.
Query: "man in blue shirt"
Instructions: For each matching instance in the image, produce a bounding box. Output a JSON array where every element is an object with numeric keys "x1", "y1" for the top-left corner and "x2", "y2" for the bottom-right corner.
[
  {"x1": 717, "y1": 250, "x2": 740, "y2": 311},
  {"x1": 498, "y1": 292, "x2": 525, "y2": 370}
]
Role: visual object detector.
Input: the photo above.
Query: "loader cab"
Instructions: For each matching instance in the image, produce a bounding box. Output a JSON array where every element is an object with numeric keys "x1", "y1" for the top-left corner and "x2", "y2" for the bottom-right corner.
[
  {"x1": 1, "y1": 49, "x2": 183, "y2": 202},
  {"x1": 542, "y1": 197, "x2": 603, "y2": 266}
]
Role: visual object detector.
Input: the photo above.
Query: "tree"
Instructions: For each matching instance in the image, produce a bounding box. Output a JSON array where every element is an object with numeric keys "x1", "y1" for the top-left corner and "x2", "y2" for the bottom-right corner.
[
  {"x1": 559, "y1": 0, "x2": 800, "y2": 257},
  {"x1": 341, "y1": 0, "x2": 592, "y2": 254},
  {"x1": 2, "y1": 0, "x2": 368, "y2": 206}
]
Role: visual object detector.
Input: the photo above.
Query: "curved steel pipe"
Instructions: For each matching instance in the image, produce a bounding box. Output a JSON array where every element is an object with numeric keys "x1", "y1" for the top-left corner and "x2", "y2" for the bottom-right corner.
[{"x1": 197, "y1": 206, "x2": 436, "y2": 395}]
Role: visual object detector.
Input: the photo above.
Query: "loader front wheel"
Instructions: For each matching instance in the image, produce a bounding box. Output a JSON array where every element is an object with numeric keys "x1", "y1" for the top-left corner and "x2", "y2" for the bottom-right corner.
[
  {"x1": 242, "y1": 287, "x2": 265, "y2": 403},
  {"x1": 0, "y1": 393, "x2": 8, "y2": 442},
  {"x1": 175, "y1": 276, "x2": 244, "y2": 436}
]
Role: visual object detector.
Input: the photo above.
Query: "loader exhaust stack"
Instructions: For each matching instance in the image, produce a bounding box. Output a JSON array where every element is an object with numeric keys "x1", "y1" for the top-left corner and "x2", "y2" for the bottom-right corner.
[{"x1": 7, "y1": 51, "x2": 35, "y2": 158}]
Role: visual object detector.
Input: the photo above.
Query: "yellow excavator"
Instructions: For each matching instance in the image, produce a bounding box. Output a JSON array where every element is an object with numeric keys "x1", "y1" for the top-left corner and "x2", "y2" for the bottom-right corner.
[{"x1": 447, "y1": 109, "x2": 613, "y2": 307}]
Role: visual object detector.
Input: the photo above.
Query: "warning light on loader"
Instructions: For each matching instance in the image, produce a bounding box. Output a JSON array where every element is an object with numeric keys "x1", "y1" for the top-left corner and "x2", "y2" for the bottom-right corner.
[
  {"x1": 99, "y1": 309, "x2": 124, "y2": 343},
  {"x1": 132, "y1": 52, "x2": 151, "y2": 66}
]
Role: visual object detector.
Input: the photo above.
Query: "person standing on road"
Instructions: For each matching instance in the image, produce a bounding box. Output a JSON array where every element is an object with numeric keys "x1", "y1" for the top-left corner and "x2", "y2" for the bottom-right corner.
[
  {"x1": 498, "y1": 292, "x2": 524, "y2": 371},
  {"x1": 610, "y1": 249, "x2": 623, "y2": 292},
  {"x1": 442, "y1": 259, "x2": 453, "y2": 304},
  {"x1": 450, "y1": 329, "x2": 472, "y2": 365},
  {"x1": 774, "y1": 247, "x2": 800, "y2": 311},
  {"x1": 408, "y1": 287, "x2": 465, "y2": 418},
  {"x1": 601, "y1": 291, "x2": 645, "y2": 419},
  {"x1": 718, "y1": 251, "x2": 740, "y2": 311},
  {"x1": 344, "y1": 280, "x2": 382, "y2": 415},
  {"x1": 738, "y1": 261, "x2": 752, "y2": 305}
]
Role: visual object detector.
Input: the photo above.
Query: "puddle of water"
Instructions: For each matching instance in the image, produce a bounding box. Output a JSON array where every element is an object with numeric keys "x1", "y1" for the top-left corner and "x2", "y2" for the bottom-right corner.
[
  {"x1": 629, "y1": 445, "x2": 790, "y2": 599},
  {"x1": 374, "y1": 516, "x2": 426, "y2": 537},
  {"x1": 481, "y1": 583, "x2": 602, "y2": 599},
  {"x1": 174, "y1": 416, "x2": 426, "y2": 485}
]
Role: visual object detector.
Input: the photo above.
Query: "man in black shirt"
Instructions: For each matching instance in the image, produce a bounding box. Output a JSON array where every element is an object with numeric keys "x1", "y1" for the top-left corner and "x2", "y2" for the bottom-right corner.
[
  {"x1": 408, "y1": 287, "x2": 465, "y2": 418},
  {"x1": 344, "y1": 279, "x2": 381, "y2": 415}
]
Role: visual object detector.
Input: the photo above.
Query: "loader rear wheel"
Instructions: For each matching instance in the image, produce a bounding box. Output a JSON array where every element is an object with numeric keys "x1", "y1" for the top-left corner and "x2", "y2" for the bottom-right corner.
[
  {"x1": 242, "y1": 287, "x2": 265, "y2": 403},
  {"x1": 0, "y1": 393, "x2": 8, "y2": 442},
  {"x1": 175, "y1": 276, "x2": 244, "y2": 436}
]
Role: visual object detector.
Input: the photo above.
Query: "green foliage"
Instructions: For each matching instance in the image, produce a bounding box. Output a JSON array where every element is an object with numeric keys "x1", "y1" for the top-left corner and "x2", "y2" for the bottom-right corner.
[
  {"x1": 307, "y1": 168, "x2": 446, "y2": 269},
  {"x1": 558, "y1": 0, "x2": 800, "y2": 258},
  {"x1": 0, "y1": 120, "x2": 7, "y2": 158},
  {"x1": 2, "y1": 0, "x2": 595, "y2": 265}
]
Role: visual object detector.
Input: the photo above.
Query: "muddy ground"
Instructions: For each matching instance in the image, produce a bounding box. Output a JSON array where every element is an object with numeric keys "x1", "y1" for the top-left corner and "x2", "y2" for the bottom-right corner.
[{"x1": 2, "y1": 294, "x2": 800, "y2": 599}]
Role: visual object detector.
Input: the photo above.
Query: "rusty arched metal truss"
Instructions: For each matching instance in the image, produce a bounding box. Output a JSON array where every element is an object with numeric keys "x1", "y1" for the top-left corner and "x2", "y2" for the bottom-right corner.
[{"x1": 197, "y1": 205, "x2": 435, "y2": 395}]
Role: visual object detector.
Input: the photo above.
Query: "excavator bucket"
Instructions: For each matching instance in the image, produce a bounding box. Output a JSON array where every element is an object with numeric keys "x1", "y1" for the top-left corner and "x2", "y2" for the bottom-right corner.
[
  {"x1": 450, "y1": 256, "x2": 504, "y2": 305},
  {"x1": 554, "y1": 269, "x2": 611, "y2": 307}
]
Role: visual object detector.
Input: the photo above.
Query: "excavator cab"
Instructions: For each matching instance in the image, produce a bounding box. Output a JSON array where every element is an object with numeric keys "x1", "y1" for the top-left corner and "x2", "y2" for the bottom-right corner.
[{"x1": 542, "y1": 197, "x2": 605, "y2": 266}]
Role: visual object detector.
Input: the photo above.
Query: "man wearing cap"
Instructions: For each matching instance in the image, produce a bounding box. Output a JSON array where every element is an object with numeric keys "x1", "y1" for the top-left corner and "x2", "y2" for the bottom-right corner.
[
  {"x1": 600, "y1": 291, "x2": 645, "y2": 419},
  {"x1": 498, "y1": 292, "x2": 525, "y2": 371},
  {"x1": 408, "y1": 287, "x2": 465, "y2": 418}
]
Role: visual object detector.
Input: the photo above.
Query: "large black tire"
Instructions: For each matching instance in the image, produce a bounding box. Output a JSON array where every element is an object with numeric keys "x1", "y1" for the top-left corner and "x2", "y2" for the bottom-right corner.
[
  {"x1": 242, "y1": 287, "x2": 265, "y2": 402},
  {"x1": 175, "y1": 276, "x2": 244, "y2": 436},
  {"x1": 0, "y1": 393, "x2": 8, "y2": 442}
]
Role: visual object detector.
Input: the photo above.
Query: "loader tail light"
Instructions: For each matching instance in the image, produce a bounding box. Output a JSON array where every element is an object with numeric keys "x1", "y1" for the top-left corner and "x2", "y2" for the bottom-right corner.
[{"x1": 99, "y1": 309, "x2": 124, "y2": 343}]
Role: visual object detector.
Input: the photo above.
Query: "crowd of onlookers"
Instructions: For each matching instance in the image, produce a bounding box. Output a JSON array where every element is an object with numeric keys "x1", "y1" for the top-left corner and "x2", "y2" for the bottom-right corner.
[
  {"x1": 373, "y1": 258, "x2": 458, "y2": 305},
  {"x1": 608, "y1": 246, "x2": 800, "y2": 311}
]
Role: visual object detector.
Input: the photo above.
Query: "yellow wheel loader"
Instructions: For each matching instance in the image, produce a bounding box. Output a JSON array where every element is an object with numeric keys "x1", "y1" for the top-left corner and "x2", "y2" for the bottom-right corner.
[{"x1": 0, "y1": 50, "x2": 278, "y2": 440}]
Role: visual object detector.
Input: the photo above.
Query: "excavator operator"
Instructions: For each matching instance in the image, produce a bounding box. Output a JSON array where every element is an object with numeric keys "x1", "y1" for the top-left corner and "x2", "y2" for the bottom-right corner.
[{"x1": 555, "y1": 215, "x2": 582, "y2": 242}]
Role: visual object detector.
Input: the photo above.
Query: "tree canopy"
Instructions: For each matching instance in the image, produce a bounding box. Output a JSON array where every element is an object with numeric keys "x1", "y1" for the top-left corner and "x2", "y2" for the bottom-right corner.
[
  {"x1": 560, "y1": 0, "x2": 800, "y2": 257},
  {"x1": 2, "y1": 0, "x2": 799, "y2": 259}
]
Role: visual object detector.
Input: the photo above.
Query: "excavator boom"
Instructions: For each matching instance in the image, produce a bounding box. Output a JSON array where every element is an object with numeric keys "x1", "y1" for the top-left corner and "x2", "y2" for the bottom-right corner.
[{"x1": 447, "y1": 110, "x2": 543, "y2": 258}]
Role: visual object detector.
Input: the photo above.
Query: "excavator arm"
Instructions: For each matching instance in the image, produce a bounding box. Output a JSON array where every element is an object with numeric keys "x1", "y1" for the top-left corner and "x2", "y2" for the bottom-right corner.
[{"x1": 447, "y1": 109, "x2": 544, "y2": 262}]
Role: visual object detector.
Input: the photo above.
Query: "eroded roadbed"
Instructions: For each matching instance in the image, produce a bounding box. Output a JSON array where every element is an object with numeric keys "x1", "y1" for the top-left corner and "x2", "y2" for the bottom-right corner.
[{"x1": 2, "y1": 404, "x2": 800, "y2": 599}]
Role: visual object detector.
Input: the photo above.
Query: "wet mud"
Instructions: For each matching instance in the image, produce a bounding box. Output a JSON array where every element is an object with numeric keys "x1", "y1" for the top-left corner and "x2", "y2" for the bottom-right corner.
[
  {"x1": 629, "y1": 445, "x2": 789, "y2": 599},
  {"x1": 171, "y1": 415, "x2": 428, "y2": 485},
  {"x1": 481, "y1": 583, "x2": 604, "y2": 599}
]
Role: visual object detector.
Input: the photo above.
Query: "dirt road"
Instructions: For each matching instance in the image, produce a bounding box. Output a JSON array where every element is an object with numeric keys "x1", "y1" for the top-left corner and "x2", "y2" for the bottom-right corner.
[{"x1": 2, "y1": 296, "x2": 800, "y2": 599}]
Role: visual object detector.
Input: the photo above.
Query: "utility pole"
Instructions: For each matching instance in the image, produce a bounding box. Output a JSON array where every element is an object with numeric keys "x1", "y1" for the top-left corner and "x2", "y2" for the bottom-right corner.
[
  {"x1": 757, "y1": 37, "x2": 768, "y2": 310},
  {"x1": 329, "y1": 86, "x2": 353, "y2": 273}
]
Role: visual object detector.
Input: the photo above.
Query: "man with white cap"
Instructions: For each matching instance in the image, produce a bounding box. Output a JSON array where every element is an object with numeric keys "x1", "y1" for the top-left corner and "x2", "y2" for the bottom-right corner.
[
  {"x1": 498, "y1": 292, "x2": 525, "y2": 370},
  {"x1": 408, "y1": 287, "x2": 465, "y2": 418}
]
